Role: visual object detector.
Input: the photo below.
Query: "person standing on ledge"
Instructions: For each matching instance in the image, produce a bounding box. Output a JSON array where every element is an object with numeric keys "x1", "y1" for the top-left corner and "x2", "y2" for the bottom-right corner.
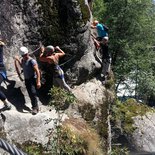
[
  {"x1": 92, "y1": 37, "x2": 111, "y2": 84},
  {"x1": 39, "y1": 45, "x2": 71, "y2": 92},
  {"x1": 0, "y1": 40, "x2": 11, "y2": 110},
  {"x1": 15, "y1": 46, "x2": 41, "y2": 115}
]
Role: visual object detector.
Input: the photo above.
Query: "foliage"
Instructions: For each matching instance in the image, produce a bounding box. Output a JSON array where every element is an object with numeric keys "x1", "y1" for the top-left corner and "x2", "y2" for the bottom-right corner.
[
  {"x1": 25, "y1": 143, "x2": 44, "y2": 155},
  {"x1": 111, "y1": 146, "x2": 129, "y2": 155},
  {"x1": 92, "y1": 0, "x2": 107, "y2": 22},
  {"x1": 78, "y1": 0, "x2": 91, "y2": 24},
  {"x1": 47, "y1": 87, "x2": 88, "y2": 155},
  {"x1": 49, "y1": 86, "x2": 76, "y2": 111},
  {"x1": 111, "y1": 98, "x2": 154, "y2": 134},
  {"x1": 47, "y1": 87, "x2": 104, "y2": 155},
  {"x1": 20, "y1": 141, "x2": 50, "y2": 155},
  {"x1": 93, "y1": 0, "x2": 155, "y2": 102},
  {"x1": 47, "y1": 125, "x2": 87, "y2": 155}
]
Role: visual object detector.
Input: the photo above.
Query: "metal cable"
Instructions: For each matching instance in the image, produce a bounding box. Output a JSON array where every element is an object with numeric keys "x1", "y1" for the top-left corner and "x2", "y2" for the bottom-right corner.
[{"x1": 0, "y1": 138, "x2": 27, "y2": 155}]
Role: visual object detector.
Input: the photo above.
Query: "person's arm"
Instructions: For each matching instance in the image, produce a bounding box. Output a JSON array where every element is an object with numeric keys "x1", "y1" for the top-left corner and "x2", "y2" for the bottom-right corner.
[
  {"x1": 33, "y1": 64, "x2": 41, "y2": 89},
  {"x1": 55, "y1": 46, "x2": 65, "y2": 57},
  {"x1": 14, "y1": 56, "x2": 23, "y2": 81},
  {"x1": 14, "y1": 56, "x2": 22, "y2": 66},
  {"x1": 91, "y1": 24, "x2": 96, "y2": 29},
  {"x1": 39, "y1": 46, "x2": 45, "y2": 57},
  {"x1": 92, "y1": 38, "x2": 100, "y2": 49}
]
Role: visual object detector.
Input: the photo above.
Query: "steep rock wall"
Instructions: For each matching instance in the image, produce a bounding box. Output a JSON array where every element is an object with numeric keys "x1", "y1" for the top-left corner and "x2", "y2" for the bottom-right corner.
[
  {"x1": 0, "y1": 0, "x2": 100, "y2": 85},
  {"x1": 0, "y1": 0, "x2": 114, "y2": 154}
]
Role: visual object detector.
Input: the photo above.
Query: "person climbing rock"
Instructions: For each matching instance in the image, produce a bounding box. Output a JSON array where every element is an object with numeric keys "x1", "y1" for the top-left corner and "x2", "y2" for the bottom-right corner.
[
  {"x1": 93, "y1": 37, "x2": 111, "y2": 84},
  {"x1": 39, "y1": 45, "x2": 71, "y2": 92},
  {"x1": 15, "y1": 46, "x2": 41, "y2": 115},
  {"x1": 0, "y1": 40, "x2": 11, "y2": 110},
  {"x1": 91, "y1": 20, "x2": 108, "y2": 41}
]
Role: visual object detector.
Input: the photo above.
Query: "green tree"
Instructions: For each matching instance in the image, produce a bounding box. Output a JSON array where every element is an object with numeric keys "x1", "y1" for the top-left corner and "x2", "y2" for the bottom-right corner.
[
  {"x1": 93, "y1": 0, "x2": 155, "y2": 101},
  {"x1": 92, "y1": 0, "x2": 106, "y2": 22}
]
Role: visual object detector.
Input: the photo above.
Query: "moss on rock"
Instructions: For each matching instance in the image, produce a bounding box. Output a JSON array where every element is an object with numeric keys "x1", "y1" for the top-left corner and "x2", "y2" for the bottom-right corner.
[
  {"x1": 112, "y1": 98, "x2": 155, "y2": 134},
  {"x1": 78, "y1": 0, "x2": 91, "y2": 24}
]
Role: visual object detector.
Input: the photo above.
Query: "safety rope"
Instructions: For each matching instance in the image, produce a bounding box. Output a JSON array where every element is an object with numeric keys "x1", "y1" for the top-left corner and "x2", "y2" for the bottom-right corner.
[
  {"x1": 0, "y1": 138, "x2": 27, "y2": 155},
  {"x1": 59, "y1": 54, "x2": 76, "y2": 67},
  {"x1": 29, "y1": 41, "x2": 42, "y2": 55}
]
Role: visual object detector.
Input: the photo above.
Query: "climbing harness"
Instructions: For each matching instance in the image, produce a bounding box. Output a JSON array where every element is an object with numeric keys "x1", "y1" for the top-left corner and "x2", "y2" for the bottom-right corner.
[{"x1": 0, "y1": 138, "x2": 27, "y2": 155}]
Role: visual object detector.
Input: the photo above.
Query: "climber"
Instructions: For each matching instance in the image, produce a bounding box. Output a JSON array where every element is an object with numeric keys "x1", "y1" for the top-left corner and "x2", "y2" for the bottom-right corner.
[
  {"x1": 0, "y1": 40, "x2": 11, "y2": 110},
  {"x1": 39, "y1": 45, "x2": 71, "y2": 92},
  {"x1": 93, "y1": 37, "x2": 111, "y2": 84},
  {"x1": 91, "y1": 20, "x2": 108, "y2": 41},
  {"x1": 15, "y1": 46, "x2": 41, "y2": 115}
]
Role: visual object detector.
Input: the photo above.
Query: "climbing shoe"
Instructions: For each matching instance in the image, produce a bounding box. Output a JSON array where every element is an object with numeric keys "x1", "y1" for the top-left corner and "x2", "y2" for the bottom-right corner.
[
  {"x1": 32, "y1": 107, "x2": 39, "y2": 115},
  {"x1": 3, "y1": 104, "x2": 11, "y2": 110}
]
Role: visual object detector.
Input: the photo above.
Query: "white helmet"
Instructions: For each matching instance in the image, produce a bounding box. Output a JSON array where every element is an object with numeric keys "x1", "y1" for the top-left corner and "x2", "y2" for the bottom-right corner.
[
  {"x1": 103, "y1": 36, "x2": 109, "y2": 41},
  {"x1": 19, "y1": 46, "x2": 28, "y2": 56},
  {"x1": 45, "y1": 45, "x2": 54, "y2": 52}
]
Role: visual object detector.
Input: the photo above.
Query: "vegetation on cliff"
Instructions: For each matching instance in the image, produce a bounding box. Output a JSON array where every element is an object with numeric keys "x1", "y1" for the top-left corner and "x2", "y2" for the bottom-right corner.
[{"x1": 93, "y1": 0, "x2": 155, "y2": 103}]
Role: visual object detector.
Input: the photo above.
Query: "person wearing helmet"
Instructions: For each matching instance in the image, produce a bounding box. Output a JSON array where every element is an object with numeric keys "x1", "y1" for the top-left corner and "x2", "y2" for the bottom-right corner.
[
  {"x1": 0, "y1": 40, "x2": 11, "y2": 110},
  {"x1": 93, "y1": 37, "x2": 111, "y2": 84},
  {"x1": 39, "y1": 45, "x2": 71, "y2": 92},
  {"x1": 91, "y1": 20, "x2": 108, "y2": 41},
  {"x1": 15, "y1": 46, "x2": 41, "y2": 115}
]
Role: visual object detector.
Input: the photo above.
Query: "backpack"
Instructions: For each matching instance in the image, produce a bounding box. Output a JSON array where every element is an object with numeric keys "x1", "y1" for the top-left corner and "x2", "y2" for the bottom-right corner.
[{"x1": 102, "y1": 24, "x2": 109, "y2": 33}]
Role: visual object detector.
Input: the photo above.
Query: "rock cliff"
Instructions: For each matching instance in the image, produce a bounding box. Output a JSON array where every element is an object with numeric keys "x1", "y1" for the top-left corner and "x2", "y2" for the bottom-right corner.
[{"x1": 0, "y1": 0, "x2": 114, "y2": 154}]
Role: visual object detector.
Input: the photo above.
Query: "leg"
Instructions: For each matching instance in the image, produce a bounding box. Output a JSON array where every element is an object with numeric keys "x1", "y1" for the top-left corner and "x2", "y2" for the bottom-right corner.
[
  {"x1": 25, "y1": 78, "x2": 38, "y2": 110},
  {"x1": 54, "y1": 77, "x2": 71, "y2": 92},
  {"x1": 0, "y1": 74, "x2": 11, "y2": 109},
  {"x1": 104, "y1": 59, "x2": 111, "y2": 77},
  {"x1": 53, "y1": 67, "x2": 71, "y2": 92},
  {"x1": 0, "y1": 74, "x2": 6, "y2": 101},
  {"x1": 101, "y1": 59, "x2": 107, "y2": 78}
]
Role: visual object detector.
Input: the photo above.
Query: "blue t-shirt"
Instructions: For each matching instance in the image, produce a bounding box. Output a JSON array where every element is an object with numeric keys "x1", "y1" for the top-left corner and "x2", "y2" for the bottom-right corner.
[
  {"x1": 22, "y1": 58, "x2": 37, "y2": 79},
  {"x1": 96, "y1": 23, "x2": 108, "y2": 38}
]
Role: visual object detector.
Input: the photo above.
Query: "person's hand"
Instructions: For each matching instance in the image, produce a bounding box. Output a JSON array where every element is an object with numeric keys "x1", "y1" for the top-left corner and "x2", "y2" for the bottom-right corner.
[
  {"x1": 14, "y1": 55, "x2": 20, "y2": 60},
  {"x1": 37, "y1": 81, "x2": 41, "y2": 89},
  {"x1": 55, "y1": 46, "x2": 60, "y2": 50},
  {"x1": 40, "y1": 46, "x2": 45, "y2": 53},
  {"x1": 14, "y1": 56, "x2": 21, "y2": 62}
]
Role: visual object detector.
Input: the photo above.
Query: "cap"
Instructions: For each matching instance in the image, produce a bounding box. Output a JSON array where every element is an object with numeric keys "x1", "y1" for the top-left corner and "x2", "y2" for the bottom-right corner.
[
  {"x1": 19, "y1": 46, "x2": 28, "y2": 56},
  {"x1": 45, "y1": 45, "x2": 54, "y2": 53}
]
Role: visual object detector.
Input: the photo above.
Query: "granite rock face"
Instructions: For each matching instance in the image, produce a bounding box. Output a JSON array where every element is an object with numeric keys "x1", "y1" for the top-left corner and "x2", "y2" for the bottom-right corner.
[
  {"x1": 0, "y1": 0, "x2": 99, "y2": 85},
  {"x1": 131, "y1": 113, "x2": 155, "y2": 153},
  {"x1": 0, "y1": 0, "x2": 113, "y2": 154}
]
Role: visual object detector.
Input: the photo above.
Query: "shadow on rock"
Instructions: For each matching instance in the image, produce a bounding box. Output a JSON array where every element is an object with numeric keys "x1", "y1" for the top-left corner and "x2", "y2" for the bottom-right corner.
[{"x1": 2, "y1": 79, "x2": 31, "y2": 113}]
